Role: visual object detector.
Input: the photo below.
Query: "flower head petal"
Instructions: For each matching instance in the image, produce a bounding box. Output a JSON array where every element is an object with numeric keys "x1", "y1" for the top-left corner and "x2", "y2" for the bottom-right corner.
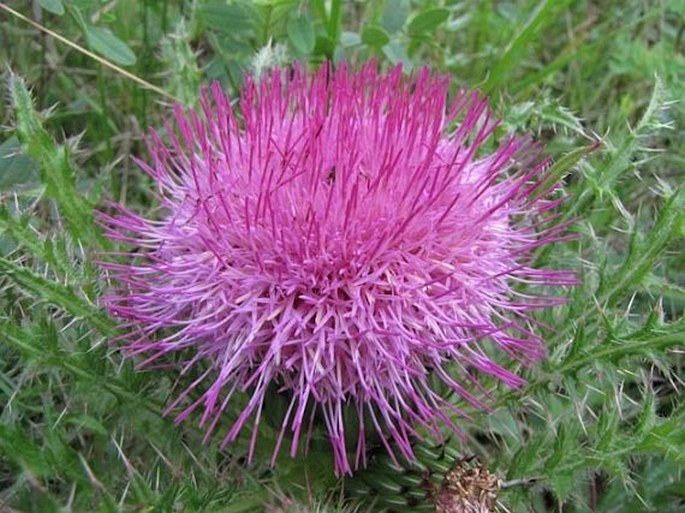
[{"x1": 101, "y1": 62, "x2": 576, "y2": 475}]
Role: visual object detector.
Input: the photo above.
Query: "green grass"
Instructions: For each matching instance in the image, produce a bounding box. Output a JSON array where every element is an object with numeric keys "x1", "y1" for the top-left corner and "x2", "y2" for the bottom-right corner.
[{"x1": 1, "y1": 1, "x2": 684, "y2": 511}]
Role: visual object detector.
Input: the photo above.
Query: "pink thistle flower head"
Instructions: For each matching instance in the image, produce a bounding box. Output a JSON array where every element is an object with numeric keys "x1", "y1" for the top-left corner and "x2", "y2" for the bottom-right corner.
[{"x1": 100, "y1": 62, "x2": 576, "y2": 475}]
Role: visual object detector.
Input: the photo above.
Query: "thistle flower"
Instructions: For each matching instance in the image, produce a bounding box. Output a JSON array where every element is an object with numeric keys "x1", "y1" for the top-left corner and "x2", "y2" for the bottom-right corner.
[{"x1": 100, "y1": 62, "x2": 575, "y2": 475}]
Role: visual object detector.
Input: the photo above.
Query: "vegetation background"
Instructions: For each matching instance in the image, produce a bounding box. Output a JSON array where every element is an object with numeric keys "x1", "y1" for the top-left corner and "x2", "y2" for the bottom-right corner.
[{"x1": 1, "y1": 0, "x2": 684, "y2": 511}]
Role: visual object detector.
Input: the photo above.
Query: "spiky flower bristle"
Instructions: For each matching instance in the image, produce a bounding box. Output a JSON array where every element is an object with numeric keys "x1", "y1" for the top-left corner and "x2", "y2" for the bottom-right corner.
[{"x1": 100, "y1": 61, "x2": 575, "y2": 475}]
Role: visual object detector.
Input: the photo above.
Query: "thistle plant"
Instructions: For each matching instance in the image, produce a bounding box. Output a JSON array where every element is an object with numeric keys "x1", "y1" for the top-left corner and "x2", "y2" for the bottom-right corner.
[{"x1": 1, "y1": 1, "x2": 683, "y2": 512}]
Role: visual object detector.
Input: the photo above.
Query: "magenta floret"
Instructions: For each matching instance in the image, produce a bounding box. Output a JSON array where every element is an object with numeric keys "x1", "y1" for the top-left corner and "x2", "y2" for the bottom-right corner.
[{"x1": 100, "y1": 62, "x2": 576, "y2": 475}]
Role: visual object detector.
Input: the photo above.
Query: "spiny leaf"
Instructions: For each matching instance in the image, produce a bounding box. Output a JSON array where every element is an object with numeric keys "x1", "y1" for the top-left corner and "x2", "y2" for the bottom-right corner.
[
  {"x1": 0, "y1": 424, "x2": 51, "y2": 477},
  {"x1": 564, "y1": 78, "x2": 670, "y2": 221},
  {"x1": 7, "y1": 74, "x2": 103, "y2": 246},
  {"x1": 160, "y1": 20, "x2": 202, "y2": 107},
  {"x1": 558, "y1": 319, "x2": 684, "y2": 375},
  {"x1": 0, "y1": 319, "x2": 159, "y2": 415},
  {"x1": 0, "y1": 256, "x2": 114, "y2": 336},
  {"x1": 531, "y1": 142, "x2": 599, "y2": 202},
  {"x1": 596, "y1": 188, "x2": 684, "y2": 307},
  {"x1": 0, "y1": 207, "x2": 46, "y2": 262},
  {"x1": 0, "y1": 136, "x2": 39, "y2": 190}
]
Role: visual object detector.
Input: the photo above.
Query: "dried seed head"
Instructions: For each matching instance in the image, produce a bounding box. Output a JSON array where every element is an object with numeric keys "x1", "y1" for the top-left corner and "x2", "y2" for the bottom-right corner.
[{"x1": 432, "y1": 458, "x2": 501, "y2": 513}]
